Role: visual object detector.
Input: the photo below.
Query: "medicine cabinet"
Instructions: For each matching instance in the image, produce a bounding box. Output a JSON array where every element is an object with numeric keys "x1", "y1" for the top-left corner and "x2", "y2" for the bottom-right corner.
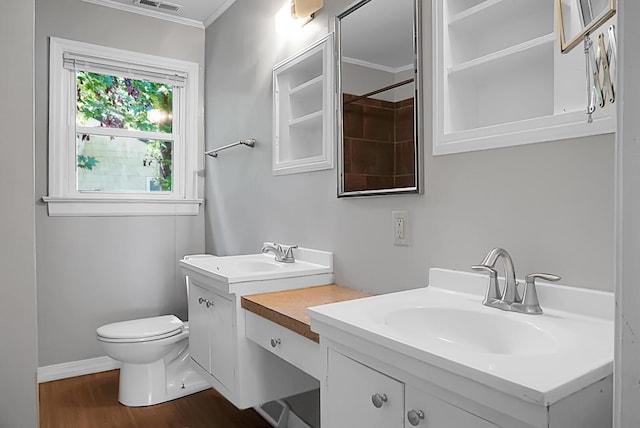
[
  {"x1": 272, "y1": 34, "x2": 335, "y2": 175},
  {"x1": 433, "y1": 0, "x2": 616, "y2": 155}
]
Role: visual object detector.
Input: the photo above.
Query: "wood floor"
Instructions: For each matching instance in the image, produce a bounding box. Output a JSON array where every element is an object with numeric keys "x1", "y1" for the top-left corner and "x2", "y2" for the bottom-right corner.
[{"x1": 39, "y1": 370, "x2": 272, "y2": 428}]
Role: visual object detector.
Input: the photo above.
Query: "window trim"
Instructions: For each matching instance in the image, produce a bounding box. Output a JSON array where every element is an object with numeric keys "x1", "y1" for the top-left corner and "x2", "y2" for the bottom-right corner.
[{"x1": 44, "y1": 37, "x2": 202, "y2": 216}]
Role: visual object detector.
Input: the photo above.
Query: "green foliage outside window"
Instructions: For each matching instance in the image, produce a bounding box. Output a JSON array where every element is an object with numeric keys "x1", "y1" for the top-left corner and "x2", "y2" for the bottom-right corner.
[
  {"x1": 77, "y1": 154, "x2": 99, "y2": 170},
  {"x1": 76, "y1": 71, "x2": 173, "y2": 191}
]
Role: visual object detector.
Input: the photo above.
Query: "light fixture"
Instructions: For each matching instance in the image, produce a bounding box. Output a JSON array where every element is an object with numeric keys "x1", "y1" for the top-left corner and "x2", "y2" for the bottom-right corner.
[
  {"x1": 275, "y1": 0, "x2": 323, "y2": 33},
  {"x1": 291, "y1": 0, "x2": 323, "y2": 22}
]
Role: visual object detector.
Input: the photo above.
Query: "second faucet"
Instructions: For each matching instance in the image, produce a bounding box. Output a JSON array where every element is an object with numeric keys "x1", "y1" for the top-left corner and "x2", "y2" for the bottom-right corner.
[{"x1": 262, "y1": 242, "x2": 298, "y2": 263}]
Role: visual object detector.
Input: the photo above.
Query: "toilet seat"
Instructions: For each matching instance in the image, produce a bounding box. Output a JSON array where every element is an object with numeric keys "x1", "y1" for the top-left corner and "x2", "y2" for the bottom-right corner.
[{"x1": 97, "y1": 315, "x2": 184, "y2": 343}]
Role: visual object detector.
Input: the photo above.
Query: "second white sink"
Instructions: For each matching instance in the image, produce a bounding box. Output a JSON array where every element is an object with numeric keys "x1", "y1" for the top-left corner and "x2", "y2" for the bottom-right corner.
[{"x1": 180, "y1": 250, "x2": 332, "y2": 284}]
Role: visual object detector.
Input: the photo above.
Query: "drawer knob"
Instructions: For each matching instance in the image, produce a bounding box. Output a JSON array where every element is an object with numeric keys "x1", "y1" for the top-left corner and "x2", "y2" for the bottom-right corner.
[
  {"x1": 270, "y1": 337, "x2": 281, "y2": 348},
  {"x1": 407, "y1": 409, "x2": 425, "y2": 426},
  {"x1": 371, "y1": 393, "x2": 388, "y2": 408}
]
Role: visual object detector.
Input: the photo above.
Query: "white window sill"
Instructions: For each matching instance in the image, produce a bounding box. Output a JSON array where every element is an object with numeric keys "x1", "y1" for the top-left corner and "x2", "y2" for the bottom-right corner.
[{"x1": 42, "y1": 196, "x2": 203, "y2": 217}]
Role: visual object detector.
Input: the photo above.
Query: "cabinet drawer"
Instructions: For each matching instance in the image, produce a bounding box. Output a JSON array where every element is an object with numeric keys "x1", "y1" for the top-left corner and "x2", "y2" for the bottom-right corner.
[{"x1": 245, "y1": 311, "x2": 321, "y2": 380}]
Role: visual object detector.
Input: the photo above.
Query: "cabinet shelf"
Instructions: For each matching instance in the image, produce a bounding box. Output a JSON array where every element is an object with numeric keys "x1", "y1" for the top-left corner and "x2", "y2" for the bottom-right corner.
[
  {"x1": 449, "y1": 0, "x2": 535, "y2": 28},
  {"x1": 289, "y1": 110, "x2": 322, "y2": 128},
  {"x1": 290, "y1": 75, "x2": 323, "y2": 97},
  {"x1": 448, "y1": 33, "x2": 555, "y2": 77}
]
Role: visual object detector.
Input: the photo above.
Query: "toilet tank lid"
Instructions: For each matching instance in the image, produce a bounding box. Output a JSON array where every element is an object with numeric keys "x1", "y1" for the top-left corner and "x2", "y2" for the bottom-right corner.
[{"x1": 97, "y1": 315, "x2": 184, "y2": 340}]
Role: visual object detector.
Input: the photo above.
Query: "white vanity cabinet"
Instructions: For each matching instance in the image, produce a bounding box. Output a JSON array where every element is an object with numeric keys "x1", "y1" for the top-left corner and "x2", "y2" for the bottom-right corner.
[
  {"x1": 433, "y1": 0, "x2": 616, "y2": 155},
  {"x1": 185, "y1": 273, "x2": 321, "y2": 409},
  {"x1": 179, "y1": 250, "x2": 334, "y2": 410},
  {"x1": 325, "y1": 350, "x2": 499, "y2": 428}
]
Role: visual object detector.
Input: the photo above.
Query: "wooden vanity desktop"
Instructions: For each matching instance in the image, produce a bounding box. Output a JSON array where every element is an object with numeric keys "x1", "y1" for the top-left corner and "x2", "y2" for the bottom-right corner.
[{"x1": 241, "y1": 285, "x2": 371, "y2": 380}]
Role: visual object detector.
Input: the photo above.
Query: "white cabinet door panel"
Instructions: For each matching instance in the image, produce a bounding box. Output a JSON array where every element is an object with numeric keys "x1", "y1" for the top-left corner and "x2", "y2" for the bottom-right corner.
[
  {"x1": 208, "y1": 290, "x2": 234, "y2": 390},
  {"x1": 326, "y1": 350, "x2": 404, "y2": 428},
  {"x1": 188, "y1": 281, "x2": 234, "y2": 391},
  {"x1": 405, "y1": 385, "x2": 500, "y2": 428},
  {"x1": 188, "y1": 281, "x2": 212, "y2": 373}
]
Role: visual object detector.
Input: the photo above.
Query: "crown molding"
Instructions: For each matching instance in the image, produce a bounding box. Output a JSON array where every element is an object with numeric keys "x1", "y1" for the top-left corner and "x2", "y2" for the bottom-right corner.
[{"x1": 203, "y1": 0, "x2": 236, "y2": 28}]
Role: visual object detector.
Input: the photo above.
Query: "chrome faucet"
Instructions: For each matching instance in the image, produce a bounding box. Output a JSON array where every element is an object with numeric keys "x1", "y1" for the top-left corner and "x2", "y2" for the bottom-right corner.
[
  {"x1": 478, "y1": 247, "x2": 520, "y2": 304},
  {"x1": 471, "y1": 247, "x2": 560, "y2": 315},
  {"x1": 261, "y1": 242, "x2": 298, "y2": 263}
]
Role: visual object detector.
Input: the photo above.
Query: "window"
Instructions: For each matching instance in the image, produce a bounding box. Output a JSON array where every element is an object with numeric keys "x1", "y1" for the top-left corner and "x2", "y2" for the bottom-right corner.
[{"x1": 44, "y1": 38, "x2": 201, "y2": 216}]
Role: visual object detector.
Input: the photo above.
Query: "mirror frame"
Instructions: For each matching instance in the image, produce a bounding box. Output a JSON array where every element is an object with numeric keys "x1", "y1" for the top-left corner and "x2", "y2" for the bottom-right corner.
[
  {"x1": 336, "y1": 0, "x2": 423, "y2": 198},
  {"x1": 557, "y1": 0, "x2": 616, "y2": 53}
]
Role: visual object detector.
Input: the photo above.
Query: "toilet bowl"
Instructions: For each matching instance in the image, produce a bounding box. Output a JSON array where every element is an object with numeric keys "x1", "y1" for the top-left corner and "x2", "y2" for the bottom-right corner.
[{"x1": 97, "y1": 315, "x2": 209, "y2": 407}]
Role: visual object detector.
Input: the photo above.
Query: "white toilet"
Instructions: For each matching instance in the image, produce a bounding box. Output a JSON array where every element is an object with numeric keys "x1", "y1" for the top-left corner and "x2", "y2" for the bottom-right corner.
[{"x1": 96, "y1": 314, "x2": 209, "y2": 407}]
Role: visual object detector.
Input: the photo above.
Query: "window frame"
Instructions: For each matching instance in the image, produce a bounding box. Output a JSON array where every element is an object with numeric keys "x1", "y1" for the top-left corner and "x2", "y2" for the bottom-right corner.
[{"x1": 44, "y1": 37, "x2": 202, "y2": 216}]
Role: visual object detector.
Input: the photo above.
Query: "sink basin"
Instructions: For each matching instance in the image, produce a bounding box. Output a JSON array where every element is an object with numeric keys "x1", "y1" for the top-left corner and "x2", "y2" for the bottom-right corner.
[
  {"x1": 385, "y1": 307, "x2": 559, "y2": 356},
  {"x1": 179, "y1": 249, "x2": 333, "y2": 289}
]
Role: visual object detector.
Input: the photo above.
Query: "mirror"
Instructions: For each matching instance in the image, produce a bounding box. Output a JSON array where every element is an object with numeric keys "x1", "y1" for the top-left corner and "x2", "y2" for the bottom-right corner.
[
  {"x1": 336, "y1": 0, "x2": 422, "y2": 197},
  {"x1": 557, "y1": 0, "x2": 616, "y2": 53}
]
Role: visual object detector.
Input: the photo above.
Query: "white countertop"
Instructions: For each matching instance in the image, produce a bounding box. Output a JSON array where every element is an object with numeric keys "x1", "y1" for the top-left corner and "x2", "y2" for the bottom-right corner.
[{"x1": 308, "y1": 268, "x2": 613, "y2": 406}]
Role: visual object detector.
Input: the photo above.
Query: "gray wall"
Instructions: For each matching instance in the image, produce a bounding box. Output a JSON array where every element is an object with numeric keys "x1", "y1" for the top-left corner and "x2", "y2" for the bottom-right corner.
[
  {"x1": 35, "y1": 0, "x2": 206, "y2": 366},
  {"x1": 205, "y1": 0, "x2": 614, "y2": 296},
  {"x1": 0, "y1": 0, "x2": 39, "y2": 426}
]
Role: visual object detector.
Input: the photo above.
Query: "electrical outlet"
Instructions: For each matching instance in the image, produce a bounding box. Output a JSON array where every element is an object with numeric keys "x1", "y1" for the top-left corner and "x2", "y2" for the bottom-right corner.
[{"x1": 392, "y1": 210, "x2": 409, "y2": 246}]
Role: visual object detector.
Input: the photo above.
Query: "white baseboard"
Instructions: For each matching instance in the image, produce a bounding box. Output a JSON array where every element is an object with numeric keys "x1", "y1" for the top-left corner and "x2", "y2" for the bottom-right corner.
[{"x1": 38, "y1": 356, "x2": 121, "y2": 383}]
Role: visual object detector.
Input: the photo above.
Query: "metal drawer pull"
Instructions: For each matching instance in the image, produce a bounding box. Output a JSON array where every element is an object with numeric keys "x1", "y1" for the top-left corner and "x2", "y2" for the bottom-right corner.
[
  {"x1": 270, "y1": 337, "x2": 281, "y2": 348},
  {"x1": 371, "y1": 393, "x2": 388, "y2": 408},
  {"x1": 407, "y1": 409, "x2": 425, "y2": 426}
]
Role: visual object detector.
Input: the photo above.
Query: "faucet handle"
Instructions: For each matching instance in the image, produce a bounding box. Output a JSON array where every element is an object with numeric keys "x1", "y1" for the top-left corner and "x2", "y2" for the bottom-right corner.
[
  {"x1": 471, "y1": 265, "x2": 501, "y2": 303},
  {"x1": 471, "y1": 264, "x2": 496, "y2": 275},
  {"x1": 525, "y1": 273, "x2": 561, "y2": 283},
  {"x1": 281, "y1": 244, "x2": 298, "y2": 262},
  {"x1": 516, "y1": 273, "x2": 561, "y2": 315}
]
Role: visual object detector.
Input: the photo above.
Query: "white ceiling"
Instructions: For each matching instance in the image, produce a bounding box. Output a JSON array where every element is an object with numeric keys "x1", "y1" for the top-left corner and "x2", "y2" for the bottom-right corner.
[{"x1": 83, "y1": 0, "x2": 237, "y2": 28}]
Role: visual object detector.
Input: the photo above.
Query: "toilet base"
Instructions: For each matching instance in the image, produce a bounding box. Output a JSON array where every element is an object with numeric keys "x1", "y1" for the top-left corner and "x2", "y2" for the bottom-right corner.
[{"x1": 118, "y1": 358, "x2": 209, "y2": 406}]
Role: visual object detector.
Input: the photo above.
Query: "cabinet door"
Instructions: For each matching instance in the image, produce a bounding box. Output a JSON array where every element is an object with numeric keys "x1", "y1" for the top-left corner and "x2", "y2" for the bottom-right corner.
[
  {"x1": 187, "y1": 281, "x2": 235, "y2": 391},
  {"x1": 404, "y1": 385, "x2": 500, "y2": 428},
  {"x1": 326, "y1": 350, "x2": 404, "y2": 428},
  {"x1": 188, "y1": 280, "x2": 212, "y2": 373},
  {"x1": 207, "y1": 289, "x2": 234, "y2": 390}
]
